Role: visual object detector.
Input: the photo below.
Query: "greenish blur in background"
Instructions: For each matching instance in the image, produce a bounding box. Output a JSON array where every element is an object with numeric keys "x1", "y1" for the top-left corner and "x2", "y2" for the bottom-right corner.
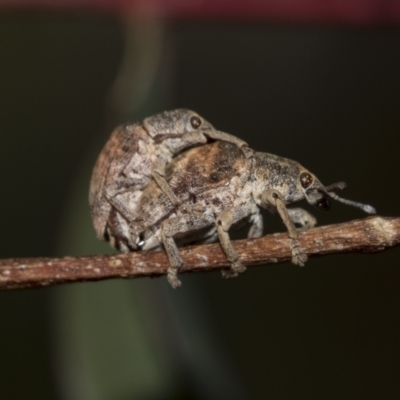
[{"x1": 0, "y1": 11, "x2": 399, "y2": 400}]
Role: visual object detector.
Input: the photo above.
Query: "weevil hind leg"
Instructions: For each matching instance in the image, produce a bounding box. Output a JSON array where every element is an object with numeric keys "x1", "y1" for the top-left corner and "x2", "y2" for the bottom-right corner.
[{"x1": 161, "y1": 213, "x2": 215, "y2": 288}]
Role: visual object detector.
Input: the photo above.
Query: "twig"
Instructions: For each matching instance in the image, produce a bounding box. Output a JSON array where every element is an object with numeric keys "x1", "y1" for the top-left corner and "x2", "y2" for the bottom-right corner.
[{"x1": 0, "y1": 216, "x2": 399, "y2": 290}]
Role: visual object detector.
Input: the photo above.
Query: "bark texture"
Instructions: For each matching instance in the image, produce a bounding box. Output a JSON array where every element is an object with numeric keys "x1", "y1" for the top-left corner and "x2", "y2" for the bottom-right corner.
[{"x1": 0, "y1": 216, "x2": 398, "y2": 290}]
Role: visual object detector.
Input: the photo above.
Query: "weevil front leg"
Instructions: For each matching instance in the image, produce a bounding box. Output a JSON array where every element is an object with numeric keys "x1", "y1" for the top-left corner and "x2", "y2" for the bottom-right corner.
[
  {"x1": 261, "y1": 189, "x2": 308, "y2": 267},
  {"x1": 216, "y1": 201, "x2": 259, "y2": 279},
  {"x1": 201, "y1": 130, "x2": 255, "y2": 166},
  {"x1": 201, "y1": 129, "x2": 250, "y2": 154},
  {"x1": 161, "y1": 213, "x2": 215, "y2": 288},
  {"x1": 158, "y1": 128, "x2": 250, "y2": 156}
]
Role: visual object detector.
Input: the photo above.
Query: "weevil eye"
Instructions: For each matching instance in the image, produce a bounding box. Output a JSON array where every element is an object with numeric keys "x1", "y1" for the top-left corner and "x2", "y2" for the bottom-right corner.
[
  {"x1": 190, "y1": 115, "x2": 202, "y2": 129},
  {"x1": 300, "y1": 172, "x2": 313, "y2": 189}
]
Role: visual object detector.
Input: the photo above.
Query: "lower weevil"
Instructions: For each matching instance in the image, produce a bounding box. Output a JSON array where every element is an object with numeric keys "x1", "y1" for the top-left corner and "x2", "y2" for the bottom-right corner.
[{"x1": 132, "y1": 141, "x2": 376, "y2": 288}]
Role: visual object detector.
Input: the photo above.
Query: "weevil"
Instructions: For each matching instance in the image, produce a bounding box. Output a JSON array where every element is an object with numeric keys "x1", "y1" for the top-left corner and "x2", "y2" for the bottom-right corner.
[
  {"x1": 89, "y1": 109, "x2": 250, "y2": 252},
  {"x1": 131, "y1": 141, "x2": 376, "y2": 288}
]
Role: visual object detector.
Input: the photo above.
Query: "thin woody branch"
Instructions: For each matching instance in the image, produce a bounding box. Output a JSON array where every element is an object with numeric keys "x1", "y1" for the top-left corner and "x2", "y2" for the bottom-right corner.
[{"x1": 0, "y1": 215, "x2": 399, "y2": 291}]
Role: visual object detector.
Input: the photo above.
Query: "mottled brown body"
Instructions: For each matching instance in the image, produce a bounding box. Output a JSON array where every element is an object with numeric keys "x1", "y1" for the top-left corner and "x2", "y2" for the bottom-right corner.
[
  {"x1": 131, "y1": 141, "x2": 375, "y2": 288},
  {"x1": 88, "y1": 109, "x2": 249, "y2": 252},
  {"x1": 135, "y1": 141, "x2": 248, "y2": 247}
]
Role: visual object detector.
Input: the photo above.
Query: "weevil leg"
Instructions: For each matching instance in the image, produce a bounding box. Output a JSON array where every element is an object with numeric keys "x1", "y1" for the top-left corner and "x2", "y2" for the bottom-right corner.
[
  {"x1": 161, "y1": 213, "x2": 215, "y2": 288},
  {"x1": 287, "y1": 208, "x2": 317, "y2": 230},
  {"x1": 105, "y1": 169, "x2": 202, "y2": 250},
  {"x1": 105, "y1": 207, "x2": 135, "y2": 252},
  {"x1": 109, "y1": 166, "x2": 196, "y2": 216},
  {"x1": 156, "y1": 128, "x2": 250, "y2": 157},
  {"x1": 247, "y1": 207, "x2": 264, "y2": 238},
  {"x1": 261, "y1": 189, "x2": 308, "y2": 267},
  {"x1": 216, "y1": 201, "x2": 259, "y2": 279},
  {"x1": 152, "y1": 166, "x2": 195, "y2": 214},
  {"x1": 104, "y1": 180, "x2": 152, "y2": 249},
  {"x1": 200, "y1": 129, "x2": 250, "y2": 154},
  {"x1": 199, "y1": 129, "x2": 255, "y2": 163},
  {"x1": 105, "y1": 183, "x2": 141, "y2": 223}
]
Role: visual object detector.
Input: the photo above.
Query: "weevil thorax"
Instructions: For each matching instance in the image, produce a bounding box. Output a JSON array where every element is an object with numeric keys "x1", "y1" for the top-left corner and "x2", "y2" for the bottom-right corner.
[{"x1": 252, "y1": 152, "x2": 331, "y2": 210}]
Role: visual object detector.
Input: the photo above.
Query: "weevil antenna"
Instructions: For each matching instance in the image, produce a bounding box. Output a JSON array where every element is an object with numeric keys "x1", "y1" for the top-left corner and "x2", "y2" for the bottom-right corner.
[
  {"x1": 325, "y1": 181, "x2": 347, "y2": 191},
  {"x1": 327, "y1": 191, "x2": 376, "y2": 214}
]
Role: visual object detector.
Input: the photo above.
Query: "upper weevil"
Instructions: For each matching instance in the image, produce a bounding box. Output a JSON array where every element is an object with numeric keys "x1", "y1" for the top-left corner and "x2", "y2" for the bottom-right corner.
[
  {"x1": 131, "y1": 141, "x2": 376, "y2": 288},
  {"x1": 89, "y1": 109, "x2": 250, "y2": 252}
]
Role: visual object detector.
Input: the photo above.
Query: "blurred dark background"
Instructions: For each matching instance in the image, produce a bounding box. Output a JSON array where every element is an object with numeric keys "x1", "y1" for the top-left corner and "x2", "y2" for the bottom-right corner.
[{"x1": 0, "y1": 5, "x2": 399, "y2": 400}]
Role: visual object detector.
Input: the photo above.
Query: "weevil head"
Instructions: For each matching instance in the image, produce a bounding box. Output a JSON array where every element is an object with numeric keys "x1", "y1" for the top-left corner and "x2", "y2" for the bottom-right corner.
[
  {"x1": 298, "y1": 171, "x2": 331, "y2": 210},
  {"x1": 253, "y1": 152, "x2": 331, "y2": 209},
  {"x1": 296, "y1": 170, "x2": 376, "y2": 214},
  {"x1": 143, "y1": 109, "x2": 214, "y2": 139},
  {"x1": 253, "y1": 151, "x2": 376, "y2": 214},
  {"x1": 279, "y1": 166, "x2": 332, "y2": 210}
]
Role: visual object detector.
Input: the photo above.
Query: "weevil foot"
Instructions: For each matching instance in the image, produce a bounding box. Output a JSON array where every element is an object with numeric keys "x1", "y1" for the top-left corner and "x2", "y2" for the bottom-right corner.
[
  {"x1": 221, "y1": 269, "x2": 237, "y2": 279},
  {"x1": 167, "y1": 267, "x2": 182, "y2": 289},
  {"x1": 221, "y1": 260, "x2": 246, "y2": 279},
  {"x1": 290, "y1": 239, "x2": 308, "y2": 267}
]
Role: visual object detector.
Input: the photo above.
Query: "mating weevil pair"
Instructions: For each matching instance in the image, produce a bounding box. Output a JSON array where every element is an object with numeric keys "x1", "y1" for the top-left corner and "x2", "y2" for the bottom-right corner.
[{"x1": 89, "y1": 109, "x2": 376, "y2": 288}]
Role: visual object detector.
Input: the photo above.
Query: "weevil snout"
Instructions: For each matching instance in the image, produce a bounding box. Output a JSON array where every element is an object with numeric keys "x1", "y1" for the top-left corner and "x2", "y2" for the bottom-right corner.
[
  {"x1": 305, "y1": 188, "x2": 331, "y2": 210},
  {"x1": 314, "y1": 192, "x2": 331, "y2": 210}
]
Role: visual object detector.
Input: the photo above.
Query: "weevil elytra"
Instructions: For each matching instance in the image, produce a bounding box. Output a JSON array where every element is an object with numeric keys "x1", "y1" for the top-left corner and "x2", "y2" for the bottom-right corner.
[
  {"x1": 130, "y1": 141, "x2": 376, "y2": 288},
  {"x1": 88, "y1": 109, "x2": 250, "y2": 252}
]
